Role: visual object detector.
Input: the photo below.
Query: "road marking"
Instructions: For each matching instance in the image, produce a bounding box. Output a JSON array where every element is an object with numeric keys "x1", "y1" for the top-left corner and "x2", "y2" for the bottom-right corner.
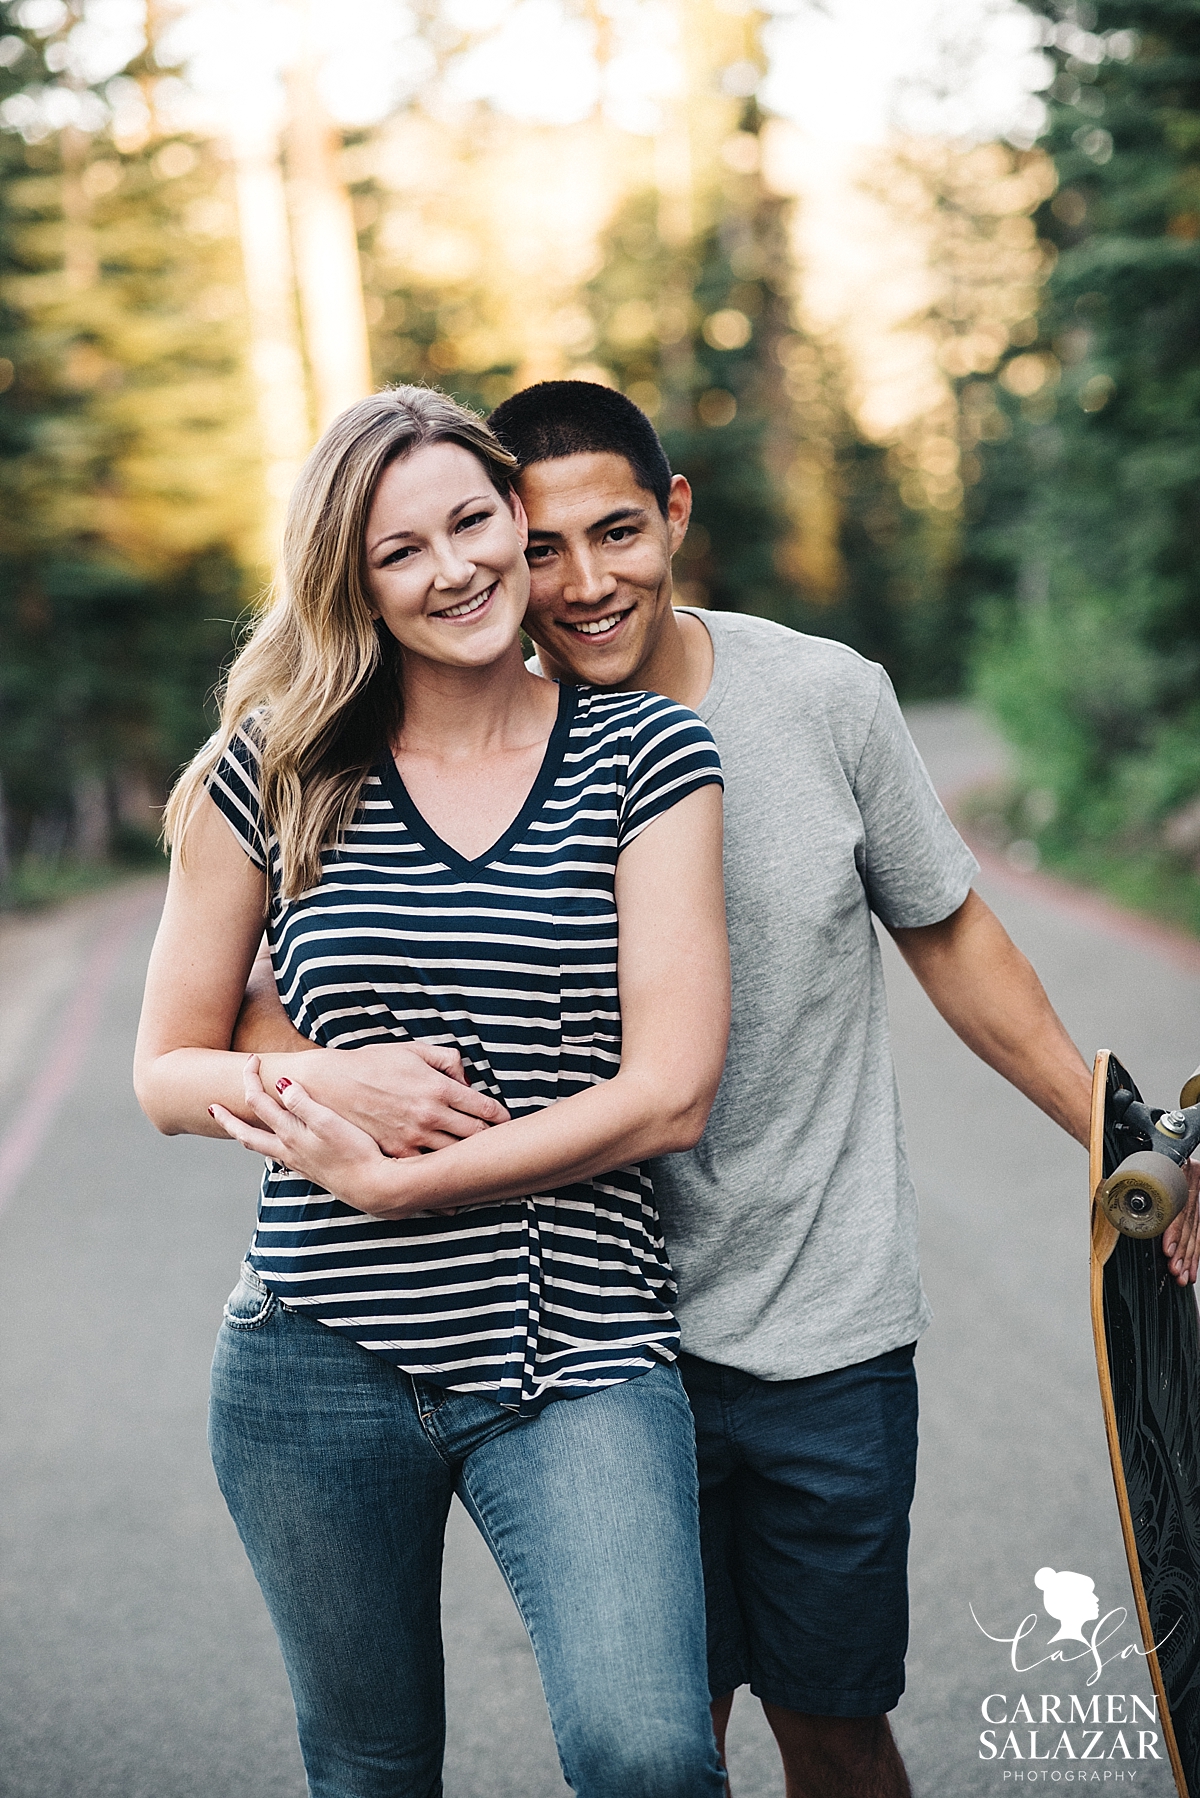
[
  {"x1": 969, "y1": 841, "x2": 1200, "y2": 976},
  {"x1": 0, "y1": 884, "x2": 163, "y2": 1215}
]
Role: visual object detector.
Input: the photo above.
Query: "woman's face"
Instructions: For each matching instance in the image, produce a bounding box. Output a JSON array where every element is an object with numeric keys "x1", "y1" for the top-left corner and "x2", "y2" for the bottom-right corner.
[{"x1": 364, "y1": 441, "x2": 530, "y2": 670}]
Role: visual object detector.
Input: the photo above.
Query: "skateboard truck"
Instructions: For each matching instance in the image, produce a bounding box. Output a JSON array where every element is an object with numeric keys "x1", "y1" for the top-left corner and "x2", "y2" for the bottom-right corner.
[{"x1": 1096, "y1": 1063, "x2": 1200, "y2": 1238}]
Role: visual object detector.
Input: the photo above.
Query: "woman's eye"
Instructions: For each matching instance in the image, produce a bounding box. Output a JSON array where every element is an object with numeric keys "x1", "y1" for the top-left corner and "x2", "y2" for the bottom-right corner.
[
  {"x1": 380, "y1": 545, "x2": 417, "y2": 566},
  {"x1": 457, "y1": 510, "x2": 491, "y2": 532}
]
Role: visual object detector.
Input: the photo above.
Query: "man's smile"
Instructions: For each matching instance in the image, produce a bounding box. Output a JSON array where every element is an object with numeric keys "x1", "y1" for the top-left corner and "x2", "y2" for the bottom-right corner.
[{"x1": 562, "y1": 608, "x2": 633, "y2": 640}]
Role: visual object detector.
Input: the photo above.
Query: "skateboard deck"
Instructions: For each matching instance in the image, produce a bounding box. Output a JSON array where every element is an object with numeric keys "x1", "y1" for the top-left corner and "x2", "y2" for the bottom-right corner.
[{"x1": 1090, "y1": 1050, "x2": 1200, "y2": 1797}]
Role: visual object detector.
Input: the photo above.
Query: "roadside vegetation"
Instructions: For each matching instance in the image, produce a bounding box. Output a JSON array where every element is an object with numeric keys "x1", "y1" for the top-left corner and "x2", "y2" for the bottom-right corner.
[
  {"x1": 961, "y1": 0, "x2": 1200, "y2": 935},
  {"x1": 1, "y1": 0, "x2": 1198, "y2": 935}
]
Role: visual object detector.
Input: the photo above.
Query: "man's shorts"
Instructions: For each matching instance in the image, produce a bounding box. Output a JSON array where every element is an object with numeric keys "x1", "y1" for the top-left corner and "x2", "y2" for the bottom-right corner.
[{"x1": 677, "y1": 1341, "x2": 918, "y2": 1719}]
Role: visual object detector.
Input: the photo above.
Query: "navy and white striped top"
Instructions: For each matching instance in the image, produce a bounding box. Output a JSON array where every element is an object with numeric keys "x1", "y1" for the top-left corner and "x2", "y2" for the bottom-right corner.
[{"x1": 208, "y1": 682, "x2": 722, "y2": 1415}]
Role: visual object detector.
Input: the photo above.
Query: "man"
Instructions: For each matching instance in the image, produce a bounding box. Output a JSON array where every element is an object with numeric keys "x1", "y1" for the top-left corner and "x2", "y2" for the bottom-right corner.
[{"x1": 235, "y1": 382, "x2": 1198, "y2": 1797}]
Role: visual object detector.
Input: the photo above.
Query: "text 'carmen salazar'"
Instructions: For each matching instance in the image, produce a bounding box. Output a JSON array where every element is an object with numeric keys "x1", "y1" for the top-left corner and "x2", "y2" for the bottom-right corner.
[{"x1": 980, "y1": 1693, "x2": 1161, "y2": 1763}]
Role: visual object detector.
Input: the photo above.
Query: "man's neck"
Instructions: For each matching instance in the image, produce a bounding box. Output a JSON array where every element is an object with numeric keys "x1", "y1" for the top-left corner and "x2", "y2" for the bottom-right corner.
[{"x1": 642, "y1": 607, "x2": 714, "y2": 710}]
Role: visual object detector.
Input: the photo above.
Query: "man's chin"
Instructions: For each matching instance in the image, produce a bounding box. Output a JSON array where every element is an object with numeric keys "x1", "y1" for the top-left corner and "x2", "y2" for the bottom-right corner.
[
  {"x1": 556, "y1": 656, "x2": 642, "y2": 691},
  {"x1": 534, "y1": 631, "x2": 644, "y2": 691}
]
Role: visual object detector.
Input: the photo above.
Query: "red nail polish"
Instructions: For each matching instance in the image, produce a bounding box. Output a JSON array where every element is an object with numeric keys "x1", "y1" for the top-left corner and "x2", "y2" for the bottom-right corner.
[
  {"x1": 276, "y1": 1078, "x2": 292, "y2": 1094},
  {"x1": 208, "y1": 1106, "x2": 216, "y2": 1118}
]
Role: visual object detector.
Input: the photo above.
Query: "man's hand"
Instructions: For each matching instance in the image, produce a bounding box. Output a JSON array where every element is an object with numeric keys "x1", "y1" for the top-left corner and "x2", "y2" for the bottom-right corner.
[
  {"x1": 292, "y1": 1041, "x2": 509, "y2": 1157},
  {"x1": 233, "y1": 940, "x2": 510, "y2": 1154},
  {"x1": 1162, "y1": 1160, "x2": 1200, "y2": 1287}
]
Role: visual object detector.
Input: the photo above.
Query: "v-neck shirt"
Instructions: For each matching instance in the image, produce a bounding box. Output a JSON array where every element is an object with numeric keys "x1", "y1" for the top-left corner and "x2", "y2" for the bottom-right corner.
[
  {"x1": 380, "y1": 681, "x2": 574, "y2": 874},
  {"x1": 207, "y1": 683, "x2": 722, "y2": 1415}
]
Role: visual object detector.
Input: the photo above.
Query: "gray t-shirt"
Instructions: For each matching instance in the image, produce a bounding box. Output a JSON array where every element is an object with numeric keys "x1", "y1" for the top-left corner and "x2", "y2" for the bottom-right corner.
[{"x1": 649, "y1": 609, "x2": 979, "y2": 1380}]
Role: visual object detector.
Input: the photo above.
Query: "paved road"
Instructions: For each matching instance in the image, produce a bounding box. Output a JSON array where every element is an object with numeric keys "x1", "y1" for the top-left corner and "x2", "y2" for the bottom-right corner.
[{"x1": 2, "y1": 703, "x2": 1198, "y2": 1798}]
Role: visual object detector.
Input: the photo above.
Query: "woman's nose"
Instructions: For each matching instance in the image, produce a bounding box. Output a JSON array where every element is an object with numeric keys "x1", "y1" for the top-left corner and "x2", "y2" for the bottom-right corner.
[{"x1": 432, "y1": 544, "x2": 476, "y2": 589}]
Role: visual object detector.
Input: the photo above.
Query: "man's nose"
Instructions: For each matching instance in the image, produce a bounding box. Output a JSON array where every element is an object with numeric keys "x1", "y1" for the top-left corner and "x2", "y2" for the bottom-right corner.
[{"x1": 561, "y1": 551, "x2": 617, "y2": 607}]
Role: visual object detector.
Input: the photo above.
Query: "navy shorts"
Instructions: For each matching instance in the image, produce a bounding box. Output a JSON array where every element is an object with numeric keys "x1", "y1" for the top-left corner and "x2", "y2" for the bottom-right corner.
[{"x1": 678, "y1": 1341, "x2": 918, "y2": 1719}]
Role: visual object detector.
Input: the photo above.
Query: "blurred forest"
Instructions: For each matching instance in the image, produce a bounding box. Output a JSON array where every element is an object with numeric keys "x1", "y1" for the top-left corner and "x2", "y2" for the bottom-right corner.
[
  {"x1": 964, "y1": 0, "x2": 1200, "y2": 930},
  {"x1": 0, "y1": 0, "x2": 1197, "y2": 931}
]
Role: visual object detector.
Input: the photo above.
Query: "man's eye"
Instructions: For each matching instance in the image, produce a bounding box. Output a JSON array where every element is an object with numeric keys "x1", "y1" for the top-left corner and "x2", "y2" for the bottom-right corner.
[
  {"x1": 526, "y1": 546, "x2": 554, "y2": 563},
  {"x1": 606, "y1": 526, "x2": 636, "y2": 543}
]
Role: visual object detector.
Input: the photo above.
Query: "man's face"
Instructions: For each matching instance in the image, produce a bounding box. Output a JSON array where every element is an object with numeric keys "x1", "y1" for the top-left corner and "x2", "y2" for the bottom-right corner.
[{"x1": 518, "y1": 451, "x2": 691, "y2": 688}]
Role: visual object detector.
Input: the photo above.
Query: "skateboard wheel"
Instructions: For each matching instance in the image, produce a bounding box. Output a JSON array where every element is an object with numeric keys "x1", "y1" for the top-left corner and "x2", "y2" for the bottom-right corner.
[
  {"x1": 1180, "y1": 1063, "x2": 1200, "y2": 1110},
  {"x1": 1097, "y1": 1151, "x2": 1189, "y2": 1238}
]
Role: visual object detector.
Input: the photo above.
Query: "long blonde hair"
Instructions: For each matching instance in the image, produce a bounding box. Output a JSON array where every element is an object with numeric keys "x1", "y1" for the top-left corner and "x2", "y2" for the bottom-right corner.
[{"x1": 165, "y1": 386, "x2": 518, "y2": 898}]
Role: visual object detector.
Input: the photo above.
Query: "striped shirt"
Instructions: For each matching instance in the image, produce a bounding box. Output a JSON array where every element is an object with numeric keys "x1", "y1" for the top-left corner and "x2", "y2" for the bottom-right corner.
[{"x1": 207, "y1": 682, "x2": 723, "y2": 1415}]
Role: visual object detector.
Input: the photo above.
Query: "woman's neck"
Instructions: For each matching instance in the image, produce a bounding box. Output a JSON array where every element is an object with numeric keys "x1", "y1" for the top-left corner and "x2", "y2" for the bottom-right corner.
[{"x1": 396, "y1": 640, "x2": 557, "y2": 762}]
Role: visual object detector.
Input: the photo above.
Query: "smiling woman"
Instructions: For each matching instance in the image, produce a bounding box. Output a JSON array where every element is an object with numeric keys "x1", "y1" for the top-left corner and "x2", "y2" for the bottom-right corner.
[
  {"x1": 358, "y1": 437, "x2": 564, "y2": 861},
  {"x1": 160, "y1": 389, "x2": 524, "y2": 901},
  {"x1": 131, "y1": 384, "x2": 730, "y2": 1798}
]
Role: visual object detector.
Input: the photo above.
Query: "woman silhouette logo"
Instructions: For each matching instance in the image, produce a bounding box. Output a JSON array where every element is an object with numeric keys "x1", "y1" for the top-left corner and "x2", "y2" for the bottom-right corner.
[{"x1": 1035, "y1": 1567, "x2": 1101, "y2": 1644}]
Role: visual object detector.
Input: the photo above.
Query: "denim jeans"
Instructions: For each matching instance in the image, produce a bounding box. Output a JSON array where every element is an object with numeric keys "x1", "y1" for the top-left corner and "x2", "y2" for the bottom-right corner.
[{"x1": 208, "y1": 1266, "x2": 724, "y2": 1798}]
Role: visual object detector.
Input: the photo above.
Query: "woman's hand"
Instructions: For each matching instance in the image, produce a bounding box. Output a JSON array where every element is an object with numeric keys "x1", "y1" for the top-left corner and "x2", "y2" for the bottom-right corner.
[{"x1": 211, "y1": 1056, "x2": 406, "y2": 1216}]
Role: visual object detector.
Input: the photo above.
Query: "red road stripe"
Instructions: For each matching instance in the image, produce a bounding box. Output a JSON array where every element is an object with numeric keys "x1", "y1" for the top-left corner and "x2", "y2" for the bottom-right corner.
[
  {"x1": 968, "y1": 839, "x2": 1200, "y2": 976},
  {"x1": 0, "y1": 884, "x2": 163, "y2": 1214}
]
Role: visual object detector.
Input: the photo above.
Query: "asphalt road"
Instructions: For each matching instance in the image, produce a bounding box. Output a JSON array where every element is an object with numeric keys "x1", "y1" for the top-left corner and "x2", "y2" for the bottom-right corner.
[{"x1": 2, "y1": 702, "x2": 1198, "y2": 1798}]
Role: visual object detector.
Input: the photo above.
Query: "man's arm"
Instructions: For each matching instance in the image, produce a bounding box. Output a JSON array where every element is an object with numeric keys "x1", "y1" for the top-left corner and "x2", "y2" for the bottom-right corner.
[
  {"x1": 231, "y1": 941, "x2": 510, "y2": 1154},
  {"x1": 888, "y1": 889, "x2": 1199, "y2": 1284},
  {"x1": 888, "y1": 890, "x2": 1092, "y2": 1143},
  {"x1": 233, "y1": 941, "x2": 315, "y2": 1053}
]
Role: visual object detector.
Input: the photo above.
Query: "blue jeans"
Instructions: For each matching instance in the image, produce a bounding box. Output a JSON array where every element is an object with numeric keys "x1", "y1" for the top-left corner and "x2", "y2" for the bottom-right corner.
[{"x1": 208, "y1": 1266, "x2": 724, "y2": 1798}]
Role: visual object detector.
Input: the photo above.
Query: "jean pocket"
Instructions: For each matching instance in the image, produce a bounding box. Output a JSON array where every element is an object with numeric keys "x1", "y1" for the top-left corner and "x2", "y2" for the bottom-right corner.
[{"x1": 222, "y1": 1263, "x2": 277, "y2": 1331}]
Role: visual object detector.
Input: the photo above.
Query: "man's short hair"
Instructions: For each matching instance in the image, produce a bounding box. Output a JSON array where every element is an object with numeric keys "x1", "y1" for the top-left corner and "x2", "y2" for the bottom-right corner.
[{"x1": 487, "y1": 381, "x2": 673, "y2": 517}]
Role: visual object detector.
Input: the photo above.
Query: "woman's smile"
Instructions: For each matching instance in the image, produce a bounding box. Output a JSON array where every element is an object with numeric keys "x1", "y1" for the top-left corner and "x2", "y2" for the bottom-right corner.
[{"x1": 430, "y1": 580, "x2": 498, "y2": 622}]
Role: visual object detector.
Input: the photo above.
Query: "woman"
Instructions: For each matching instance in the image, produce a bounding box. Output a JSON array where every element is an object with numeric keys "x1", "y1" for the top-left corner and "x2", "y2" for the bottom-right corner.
[{"x1": 134, "y1": 387, "x2": 730, "y2": 1798}]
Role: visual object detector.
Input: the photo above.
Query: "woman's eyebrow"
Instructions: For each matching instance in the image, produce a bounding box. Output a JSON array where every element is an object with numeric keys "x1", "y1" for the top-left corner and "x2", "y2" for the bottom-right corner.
[{"x1": 370, "y1": 494, "x2": 494, "y2": 553}]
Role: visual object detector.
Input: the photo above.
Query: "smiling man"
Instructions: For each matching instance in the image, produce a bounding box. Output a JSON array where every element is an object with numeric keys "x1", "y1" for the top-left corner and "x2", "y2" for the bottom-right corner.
[
  {"x1": 232, "y1": 380, "x2": 1197, "y2": 1798},
  {"x1": 482, "y1": 381, "x2": 1199, "y2": 1798}
]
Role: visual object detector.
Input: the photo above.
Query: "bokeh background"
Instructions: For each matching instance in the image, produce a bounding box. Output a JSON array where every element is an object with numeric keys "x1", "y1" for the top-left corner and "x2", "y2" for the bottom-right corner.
[{"x1": 1, "y1": 0, "x2": 1197, "y2": 933}]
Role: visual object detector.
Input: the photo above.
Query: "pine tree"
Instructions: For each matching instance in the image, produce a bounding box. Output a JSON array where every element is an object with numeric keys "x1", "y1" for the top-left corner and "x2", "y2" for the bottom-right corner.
[
  {"x1": 0, "y1": 1, "x2": 260, "y2": 883},
  {"x1": 970, "y1": 0, "x2": 1200, "y2": 914},
  {"x1": 584, "y1": 140, "x2": 799, "y2": 622},
  {"x1": 584, "y1": 126, "x2": 970, "y2": 693}
]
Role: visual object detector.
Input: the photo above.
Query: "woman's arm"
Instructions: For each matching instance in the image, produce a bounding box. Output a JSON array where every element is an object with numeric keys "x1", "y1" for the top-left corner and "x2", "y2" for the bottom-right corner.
[
  {"x1": 134, "y1": 796, "x2": 369, "y2": 1137},
  {"x1": 212, "y1": 783, "x2": 729, "y2": 1214}
]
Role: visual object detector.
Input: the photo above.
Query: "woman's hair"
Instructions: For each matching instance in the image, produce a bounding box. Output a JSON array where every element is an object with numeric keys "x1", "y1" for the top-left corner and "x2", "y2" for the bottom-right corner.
[{"x1": 164, "y1": 385, "x2": 518, "y2": 898}]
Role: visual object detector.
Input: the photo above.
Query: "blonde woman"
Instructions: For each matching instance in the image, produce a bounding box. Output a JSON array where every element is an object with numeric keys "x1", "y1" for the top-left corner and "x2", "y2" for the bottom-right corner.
[{"x1": 133, "y1": 388, "x2": 729, "y2": 1798}]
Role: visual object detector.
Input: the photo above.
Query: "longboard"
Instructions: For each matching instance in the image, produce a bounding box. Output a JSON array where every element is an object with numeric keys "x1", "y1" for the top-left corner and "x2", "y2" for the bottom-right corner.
[{"x1": 1090, "y1": 1050, "x2": 1200, "y2": 1796}]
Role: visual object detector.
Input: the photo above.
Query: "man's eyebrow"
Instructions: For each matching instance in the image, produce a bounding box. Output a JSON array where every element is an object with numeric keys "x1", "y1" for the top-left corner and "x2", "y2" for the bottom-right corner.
[
  {"x1": 526, "y1": 505, "x2": 648, "y2": 542},
  {"x1": 370, "y1": 494, "x2": 494, "y2": 553}
]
